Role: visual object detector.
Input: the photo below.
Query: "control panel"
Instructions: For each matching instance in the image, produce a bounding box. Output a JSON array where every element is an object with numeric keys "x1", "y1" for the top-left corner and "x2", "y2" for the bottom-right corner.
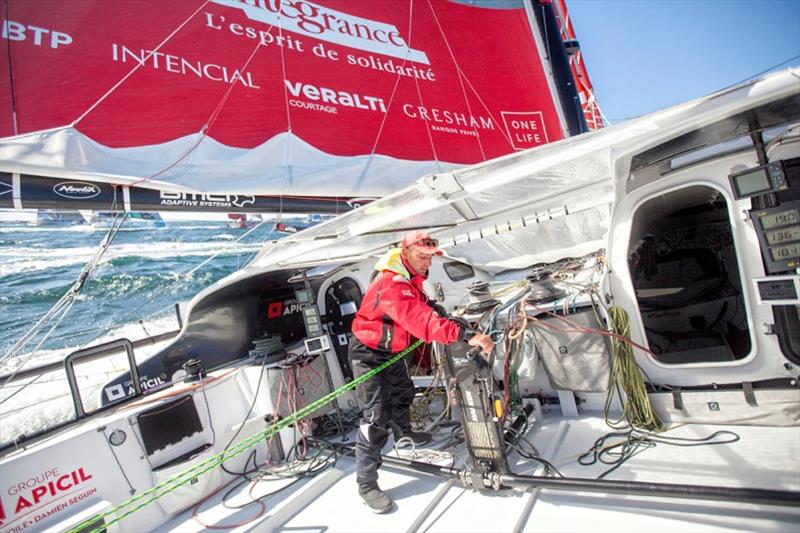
[
  {"x1": 729, "y1": 161, "x2": 788, "y2": 200},
  {"x1": 750, "y1": 201, "x2": 800, "y2": 273}
]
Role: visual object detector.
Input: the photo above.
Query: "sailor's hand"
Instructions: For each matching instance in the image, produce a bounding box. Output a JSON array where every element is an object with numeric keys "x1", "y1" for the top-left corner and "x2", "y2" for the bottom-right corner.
[
  {"x1": 429, "y1": 300, "x2": 449, "y2": 317},
  {"x1": 468, "y1": 333, "x2": 493, "y2": 356}
]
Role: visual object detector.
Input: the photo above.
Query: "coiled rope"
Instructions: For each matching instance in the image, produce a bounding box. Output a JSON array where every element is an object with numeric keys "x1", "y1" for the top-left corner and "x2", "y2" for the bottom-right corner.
[
  {"x1": 607, "y1": 306, "x2": 662, "y2": 432},
  {"x1": 68, "y1": 339, "x2": 423, "y2": 533}
]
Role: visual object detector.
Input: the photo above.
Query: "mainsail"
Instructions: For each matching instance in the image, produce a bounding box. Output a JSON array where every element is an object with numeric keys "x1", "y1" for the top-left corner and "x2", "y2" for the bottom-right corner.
[{"x1": 0, "y1": 0, "x2": 600, "y2": 213}]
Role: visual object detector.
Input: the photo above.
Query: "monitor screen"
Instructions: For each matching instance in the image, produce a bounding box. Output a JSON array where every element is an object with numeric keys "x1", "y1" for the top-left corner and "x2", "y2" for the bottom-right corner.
[
  {"x1": 294, "y1": 288, "x2": 312, "y2": 305},
  {"x1": 733, "y1": 167, "x2": 771, "y2": 197},
  {"x1": 137, "y1": 395, "x2": 203, "y2": 455}
]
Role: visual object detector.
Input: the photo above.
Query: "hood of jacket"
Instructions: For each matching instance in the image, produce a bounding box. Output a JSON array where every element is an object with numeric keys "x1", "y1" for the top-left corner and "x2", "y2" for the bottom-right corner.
[{"x1": 374, "y1": 248, "x2": 410, "y2": 279}]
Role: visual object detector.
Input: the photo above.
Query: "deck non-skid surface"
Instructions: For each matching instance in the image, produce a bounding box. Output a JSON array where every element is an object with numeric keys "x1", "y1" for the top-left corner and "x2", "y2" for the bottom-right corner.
[{"x1": 165, "y1": 414, "x2": 800, "y2": 532}]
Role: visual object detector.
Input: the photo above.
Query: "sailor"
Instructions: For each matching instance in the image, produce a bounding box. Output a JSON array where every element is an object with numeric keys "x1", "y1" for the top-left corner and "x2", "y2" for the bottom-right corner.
[{"x1": 349, "y1": 230, "x2": 493, "y2": 513}]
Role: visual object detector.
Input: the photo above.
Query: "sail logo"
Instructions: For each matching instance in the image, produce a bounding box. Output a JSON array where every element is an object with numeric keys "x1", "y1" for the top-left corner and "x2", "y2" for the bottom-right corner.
[
  {"x1": 501, "y1": 111, "x2": 549, "y2": 150},
  {"x1": 159, "y1": 191, "x2": 256, "y2": 209},
  {"x1": 285, "y1": 80, "x2": 386, "y2": 112},
  {"x1": 212, "y1": 0, "x2": 429, "y2": 64},
  {"x1": 52, "y1": 182, "x2": 101, "y2": 200}
]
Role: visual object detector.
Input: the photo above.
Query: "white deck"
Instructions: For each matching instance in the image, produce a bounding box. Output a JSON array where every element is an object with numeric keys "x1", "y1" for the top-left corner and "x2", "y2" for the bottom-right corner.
[{"x1": 163, "y1": 413, "x2": 800, "y2": 532}]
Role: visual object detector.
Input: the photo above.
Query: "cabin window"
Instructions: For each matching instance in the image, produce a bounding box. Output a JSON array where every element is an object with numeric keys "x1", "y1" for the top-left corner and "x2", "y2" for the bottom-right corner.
[
  {"x1": 443, "y1": 261, "x2": 475, "y2": 281},
  {"x1": 628, "y1": 185, "x2": 751, "y2": 363}
]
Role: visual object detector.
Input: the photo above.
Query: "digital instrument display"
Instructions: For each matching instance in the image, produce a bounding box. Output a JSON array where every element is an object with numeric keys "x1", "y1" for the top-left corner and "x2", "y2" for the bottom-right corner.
[
  {"x1": 302, "y1": 306, "x2": 323, "y2": 336},
  {"x1": 732, "y1": 167, "x2": 771, "y2": 196},
  {"x1": 304, "y1": 335, "x2": 330, "y2": 354},
  {"x1": 759, "y1": 208, "x2": 798, "y2": 230},
  {"x1": 294, "y1": 288, "x2": 312, "y2": 305},
  {"x1": 729, "y1": 161, "x2": 788, "y2": 200},
  {"x1": 770, "y1": 243, "x2": 800, "y2": 262},
  {"x1": 758, "y1": 279, "x2": 798, "y2": 300},
  {"x1": 765, "y1": 225, "x2": 800, "y2": 245},
  {"x1": 751, "y1": 201, "x2": 800, "y2": 273},
  {"x1": 753, "y1": 276, "x2": 800, "y2": 305}
]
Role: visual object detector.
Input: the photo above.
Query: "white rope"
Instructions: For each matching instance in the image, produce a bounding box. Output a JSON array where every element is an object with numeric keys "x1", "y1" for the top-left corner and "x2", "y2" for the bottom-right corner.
[
  {"x1": 275, "y1": 1, "x2": 296, "y2": 192},
  {"x1": 0, "y1": 212, "x2": 129, "y2": 385},
  {"x1": 351, "y1": 0, "x2": 417, "y2": 194},
  {"x1": 130, "y1": 24, "x2": 269, "y2": 187},
  {"x1": 72, "y1": 1, "x2": 211, "y2": 127},
  {"x1": 425, "y1": 0, "x2": 486, "y2": 160},
  {"x1": 457, "y1": 73, "x2": 515, "y2": 147},
  {"x1": 406, "y1": 1, "x2": 441, "y2": 170},
  {"x1": 183, "y1": 221, "x2": 270, "y2": 279}
]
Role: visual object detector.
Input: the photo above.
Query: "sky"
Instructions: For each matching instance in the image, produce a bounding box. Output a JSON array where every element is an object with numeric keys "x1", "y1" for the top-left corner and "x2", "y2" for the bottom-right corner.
[{"x1": 567, "y1": 0, "x2": 800, "y2": 124}]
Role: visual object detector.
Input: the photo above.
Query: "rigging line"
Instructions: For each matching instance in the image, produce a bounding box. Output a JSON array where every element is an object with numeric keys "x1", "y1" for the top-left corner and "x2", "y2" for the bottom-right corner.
[
  {"x1": 183, "y1": 221, "x2": 268, "y2": 278},
  {"x1": 243, "y1": 221, "x2": 278, "y2": 266},
  {"x1": 1, "y1": 211, "x2": 128, "y2": 365},
  {"x1": 425, "y1": 0, "x2": 486, "y2": 161},
  {"x1": 3, "y1": 0, "x2": 18, "y2": 135},
  {"x1": 129, "y1": 29, "x2": 269, "y2": 188},
  {"x1": 722, "y1": 54, "x2": 800, "y2": 92},
  {"x1": 41, "y1": 299, "x2": 179, "y2": 344},
  {"x1": 0, "y1": 214, "x2": 130, "y2": 394},
  {"x1": 276, "y1": 1, "x2": 296, "y2": 191},
  {"x1": 0, "y1": 213, "x2": 126, "y2": 374},
  {"x1": 351, "y1": 1, "x2": 416, "y2": 194},
  {"x1": 0, "y1": 367, "x2": 44, "y2": 407},
  {"x1": 456, "y1": 72, "x2": 514, "y2": 147},
  {"x1": 204, "y1": 34, "x2": 267, "y2": 132},
  {"x1": 71, "y1": 1, "x2": 211, "y2": 127},
  {"x1": 353, "y1": 54, "x2": 411, "y2": 192},
  {"x1": 0, "y1": 293, "x2": 79, "y2": 391},
  {"x1": 80, "y1": 216, "x2": 269, "y2": 352},
  {"x1": 407, "y1": 1, "x2": 441, "y2": 171}
]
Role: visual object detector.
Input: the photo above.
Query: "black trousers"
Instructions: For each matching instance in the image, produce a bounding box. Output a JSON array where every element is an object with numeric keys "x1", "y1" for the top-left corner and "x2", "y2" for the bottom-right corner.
[{"x1": 349, "y1": 337, "x2": 415, "y2": 485}]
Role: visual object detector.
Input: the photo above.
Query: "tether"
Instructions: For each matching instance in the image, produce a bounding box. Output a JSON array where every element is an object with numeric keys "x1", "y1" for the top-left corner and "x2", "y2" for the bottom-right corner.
[{"x1": 68, "y1": 339, "x2": 423, "y2": 533}]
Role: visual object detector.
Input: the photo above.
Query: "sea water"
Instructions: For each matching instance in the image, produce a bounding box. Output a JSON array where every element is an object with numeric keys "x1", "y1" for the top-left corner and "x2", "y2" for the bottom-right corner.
[{"x1": 0, "y1": 219, "x2": 281, "y2": 445}]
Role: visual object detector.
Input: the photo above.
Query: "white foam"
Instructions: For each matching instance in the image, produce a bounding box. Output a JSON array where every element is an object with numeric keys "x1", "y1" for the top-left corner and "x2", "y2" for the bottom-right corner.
[
  {"x1": 0, "y1": 240, "x2": 264, "y2": 276},
  {"x1": 0, "y1": 315, "x2": 180, "y2": 444}
]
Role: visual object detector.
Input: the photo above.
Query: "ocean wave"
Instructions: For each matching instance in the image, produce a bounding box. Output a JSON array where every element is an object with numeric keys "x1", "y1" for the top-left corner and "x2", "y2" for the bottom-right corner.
[
  {"x1": 1, "y1": 265, "x2": 231, "y2": 306},
  {"x1": 0, "y1": 225, "x2": 96, "y2": 234},
  {"x1": 0, "y1": 315, "x2": 179, "y2": 445},
  {"x1": 0, "y1": 241, "x2": 263, "y2": 276}
]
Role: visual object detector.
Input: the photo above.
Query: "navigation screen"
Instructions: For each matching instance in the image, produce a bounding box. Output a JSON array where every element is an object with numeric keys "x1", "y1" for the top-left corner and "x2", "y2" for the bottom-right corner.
[
  {"x1": 759, "y1": 208, "x2": 798, "y2": 230},
  {"x1": 733, "y1": 167, "x2": 771, "y2": 196},
  {"x1": 765, "y1": 225, "x2": 800, "y2": 245}
]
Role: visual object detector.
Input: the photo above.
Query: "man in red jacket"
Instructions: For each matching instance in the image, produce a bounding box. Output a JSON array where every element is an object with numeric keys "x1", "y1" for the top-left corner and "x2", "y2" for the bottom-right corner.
[{"x1": 349, "y1": 230, "x2": 493, "y2": 513}]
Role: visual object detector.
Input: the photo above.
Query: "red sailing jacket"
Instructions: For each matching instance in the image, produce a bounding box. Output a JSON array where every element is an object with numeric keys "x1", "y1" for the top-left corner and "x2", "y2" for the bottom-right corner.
[{"x1": 352, "y1": 248, "x2": 461, "y2": 353}]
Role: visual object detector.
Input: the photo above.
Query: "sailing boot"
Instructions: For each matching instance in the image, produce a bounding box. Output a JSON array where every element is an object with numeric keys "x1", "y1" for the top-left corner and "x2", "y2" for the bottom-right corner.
[
  {"x1": 358, "y1": 482, "x2": 396, "y2": 514},
  {"x1": 393, "y1": 424, "x2": 432, "y2": 446}
]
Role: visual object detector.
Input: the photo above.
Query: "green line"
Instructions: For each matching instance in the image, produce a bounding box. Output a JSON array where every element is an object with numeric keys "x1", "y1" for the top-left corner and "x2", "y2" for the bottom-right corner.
[{"x1": 68, "y1": 339, "x2": 423, "y2": 533}]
